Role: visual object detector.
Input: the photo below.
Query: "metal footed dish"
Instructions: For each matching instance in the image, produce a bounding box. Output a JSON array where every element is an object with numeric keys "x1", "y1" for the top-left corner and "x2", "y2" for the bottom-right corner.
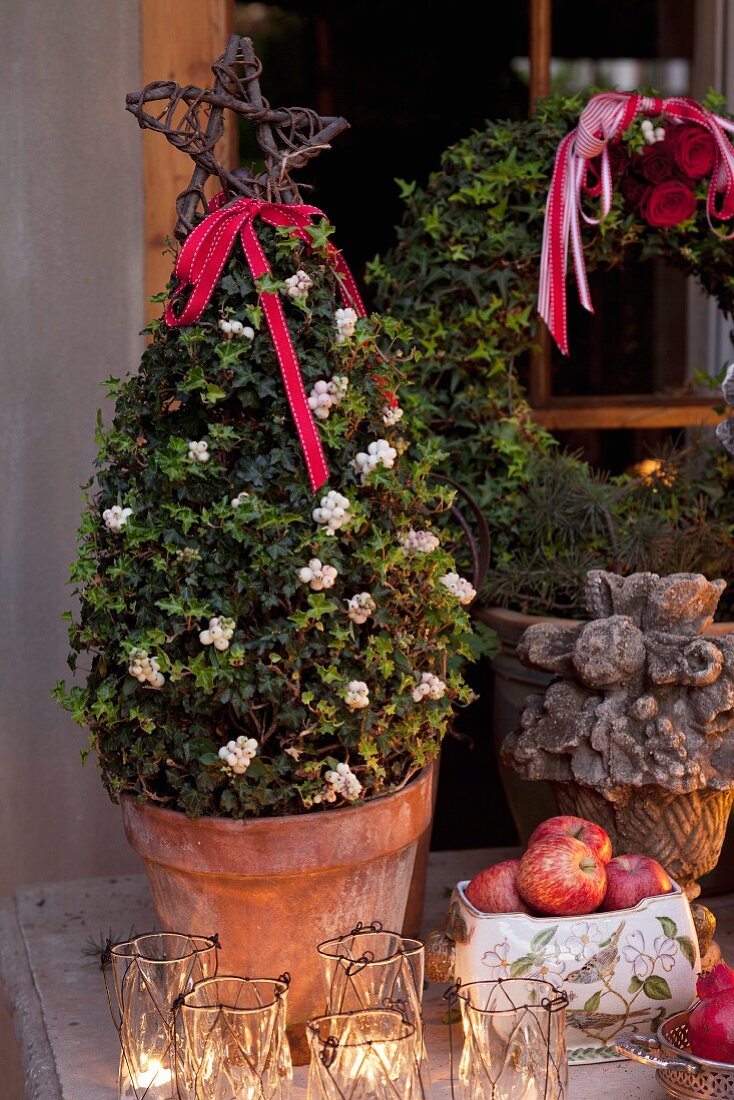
[{"x1": 616, "y1": 1008, "x2": 734, "y2": 1098}]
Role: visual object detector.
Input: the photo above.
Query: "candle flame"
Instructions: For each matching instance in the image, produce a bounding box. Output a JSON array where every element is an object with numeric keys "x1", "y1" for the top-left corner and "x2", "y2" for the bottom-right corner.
[{"x1": 135, "y1": 1057, "x2": 172, "y2": 1089}]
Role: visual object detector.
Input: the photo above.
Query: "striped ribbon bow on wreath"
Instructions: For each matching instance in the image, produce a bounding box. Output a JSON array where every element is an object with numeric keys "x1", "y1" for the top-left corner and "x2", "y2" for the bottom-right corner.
[{"x1": 539, "y1": 91, "x2": 734, "y2": 355}]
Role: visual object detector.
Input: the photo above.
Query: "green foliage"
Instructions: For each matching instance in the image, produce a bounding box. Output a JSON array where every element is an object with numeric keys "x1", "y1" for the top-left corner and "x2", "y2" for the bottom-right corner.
[
  {"x1": 56, "y1": 222, "x2": 474, "y2": 817},
  {"x1": 373, "y1": 92, "x2": 734, "y2": 615}
]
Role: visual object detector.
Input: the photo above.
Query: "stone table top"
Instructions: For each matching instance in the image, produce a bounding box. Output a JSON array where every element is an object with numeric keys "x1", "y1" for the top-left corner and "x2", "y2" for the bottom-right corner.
[{"x1": 3, "y1": 847, "x2": 734, "y2": 1098}]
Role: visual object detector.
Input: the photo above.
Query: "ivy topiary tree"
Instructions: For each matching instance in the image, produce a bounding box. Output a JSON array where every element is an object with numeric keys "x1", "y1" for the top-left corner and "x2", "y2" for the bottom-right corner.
[
  {"x1": 54, "y1": 39, "x2": 475, "y2": 818},
  {"x1": 371, "y1": 92, "x2": 734, "y2": 616}
]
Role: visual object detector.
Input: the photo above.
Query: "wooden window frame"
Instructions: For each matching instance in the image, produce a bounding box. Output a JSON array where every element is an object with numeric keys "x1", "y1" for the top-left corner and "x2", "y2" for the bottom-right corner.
[{"x1": 140, "y1": 0, "x2": 236, "y2": 325}]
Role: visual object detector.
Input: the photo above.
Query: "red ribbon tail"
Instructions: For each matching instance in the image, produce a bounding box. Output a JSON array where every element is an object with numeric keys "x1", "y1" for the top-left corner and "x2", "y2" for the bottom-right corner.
[{"x1": 239, "y1": 218, "x2": 329, "y2": 493}]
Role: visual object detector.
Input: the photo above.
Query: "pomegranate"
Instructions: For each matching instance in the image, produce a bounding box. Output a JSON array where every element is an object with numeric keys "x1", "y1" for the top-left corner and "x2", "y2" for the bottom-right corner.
[
  {"x1": 696, "y1": 961, "x2": 734, "y2": 1002},
  {"x1": 688, "y1": 989, "x2": 734, "y2": 1062}
]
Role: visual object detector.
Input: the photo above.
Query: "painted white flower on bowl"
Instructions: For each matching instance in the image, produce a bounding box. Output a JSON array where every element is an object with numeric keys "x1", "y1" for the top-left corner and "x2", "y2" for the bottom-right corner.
[
  {"x1": 623, "y1": 928, "x2": 679, "y2": 980},
  {"x1": 654, "y1": 935, "x2": 678, "y2": 972},
  {"x1": 529, "y1": 952, "x2": 566, "y2": 982},
  {"x1": 481, "y1": 941, "x2": 512, "y2": 979},
  {"x1": 565, "y1": 921, "x2": 604, "y2": 962},
  {"x1": 623, "y1": 930, "x2": 652, "y2": 978}
]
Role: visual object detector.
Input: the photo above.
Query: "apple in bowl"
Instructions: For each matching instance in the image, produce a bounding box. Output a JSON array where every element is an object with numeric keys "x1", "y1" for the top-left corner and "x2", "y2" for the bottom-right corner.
[
  {"x1": 528, "y1": 814, "x2": 613, "y2": 865},
  {"x1": 516, "y1": 836, "x2": 607, "y2": 916},
  {"x1": 600, "y1": 853, "x2": 673, "y2": 911},
  {"x1": 465, "y1": 859, "x2": 532, "y2": 914}
]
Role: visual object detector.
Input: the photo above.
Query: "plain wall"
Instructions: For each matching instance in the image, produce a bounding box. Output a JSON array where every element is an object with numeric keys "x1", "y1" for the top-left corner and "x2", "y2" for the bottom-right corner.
[
  {"x1": 1, "y1": 1, "x2": 146, "y2": 1088},
  {"x1": 0, "y1": 0, "x2": 144, "y2": 903}
]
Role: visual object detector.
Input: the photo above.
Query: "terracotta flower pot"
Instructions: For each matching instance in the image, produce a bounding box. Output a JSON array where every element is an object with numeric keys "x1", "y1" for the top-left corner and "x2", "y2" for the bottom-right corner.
[{"x1": 121, "y1": 765, "x2": 433, "y2": 1063}]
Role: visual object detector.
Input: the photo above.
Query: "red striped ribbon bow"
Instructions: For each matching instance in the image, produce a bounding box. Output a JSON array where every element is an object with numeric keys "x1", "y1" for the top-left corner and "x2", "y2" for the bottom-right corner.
[
  {"x1": 538, "y1": 91, "x2": 734, "y2": 355},
  {"x1": 165, "y1": 194, "x2": 366, "y2": 493}
]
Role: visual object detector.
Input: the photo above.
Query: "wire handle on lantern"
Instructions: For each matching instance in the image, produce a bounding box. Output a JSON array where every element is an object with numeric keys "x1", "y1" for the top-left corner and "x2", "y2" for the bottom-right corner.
[
  {"x1": 443, "y1": 980, "x2": 463, "y2": 1100},
  {"x1": 348, "y1": 919, "x2": 384, "y2": 935},
  {"x1": 342, "y1": 953, "x2": 376, "y2": 976},
  {"x1": 382, "y1": 997, "x2": 411, "y2": 1023}
]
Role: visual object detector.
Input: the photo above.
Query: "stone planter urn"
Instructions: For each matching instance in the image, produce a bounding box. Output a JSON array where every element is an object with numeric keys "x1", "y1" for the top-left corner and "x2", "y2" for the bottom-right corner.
[{"x1": 501, "y1": 571, "x2": 734, "y2": 901}]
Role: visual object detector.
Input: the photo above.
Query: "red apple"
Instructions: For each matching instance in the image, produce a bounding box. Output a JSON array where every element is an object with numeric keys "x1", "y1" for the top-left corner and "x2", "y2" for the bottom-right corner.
[
  {"x1": 465, "y1": 860, "x2": 532, "y2": 914},
  {"x1": 697, "y1": 962, "x2": 734, "y2": 1001},
  {"x1": 528, "y1": 815, "x2": 613, "y2": 865},
  {"x1": 688, "y1": 989, "x2": 734, "y2": 1062},
  {"x1": 516, "y1": 836, "x2": 607, "y2": 916},
  {"x1": 599, "y1": 853, "x2": 673, "y2": 911}
]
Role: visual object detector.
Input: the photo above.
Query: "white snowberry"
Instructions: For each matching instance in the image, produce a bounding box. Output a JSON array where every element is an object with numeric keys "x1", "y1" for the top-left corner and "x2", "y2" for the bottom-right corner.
[
  {"x1": 219, "y1": 318, "x2": 255, "y2": 341},
  {"x1": 231, "y1": 491, "x2": 250, "y2": 508},
  {"x1": 307, "y1": 375, "x2": 349, "y2": 421},
  {"x1": 641, "y1": 119, "x2": 665, "y2": 145},
  {"x1": 218, "y1": 736, "x2": 258, "y2": 775},
  {"x1": 284, "y1": 269, "x2": 313, "y2": 301},
  {"x1": 353, "y1": 439, "x2": 397, "y2": 482},
  {"x1": 346, "y1": 592, "x2": 376, "y2": 624},
  {"x1": 335, "y1": 307, "x2": 358, "y2": 344},
  {"x1": 199, "y1": 616, "x2": 236, "y2": 651},
  {"x1": 188, "y1": 440, "x2": 209, "y2": 464},
  {"x1": 382, "y1": 404, "x2": 404, "y2": 426},
  {"x1": 323, "y1": 762, "x2": 363, "y2": 802},
  {"x1": 102, "y1": 505, "x2": 133, "y2": 533},
  {"x1": 297, "y1": 558, "x2": 339, "y2": 590},
  {"x1": 439, "y1": 572, "x2": 477, "y2": 605},
  {"x1": 175, "y1": 546, "x2": 201, "y2": 562},
  {"x1": 313, "y1": 490, "x2": 351, "y2": 534},
  {"x1": 345, "y1": 680, "x2": 370, "y2": 711},
  {"x1": 412, "y1": 671, "x2": 447, "y2": 702},
  {"x1": 401, "y1": 529, "x2": 440, "y2": 554},
  {"x1": 127, "y1": 647, "x2": 165, "y2": 689}
]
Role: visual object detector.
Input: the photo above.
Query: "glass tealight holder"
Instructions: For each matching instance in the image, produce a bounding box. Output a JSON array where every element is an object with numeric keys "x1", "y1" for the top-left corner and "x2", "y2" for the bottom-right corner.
[
  {"x1": 307, "y1": 1007, "x2": 427, "y2": 1100},
  {"x1": 102, "y1": 932, "x2": 219, "y2": 1100},
  {"x1": 317, "y1": 922, "x2": 429, "y2": 1090},
  {"x1": 174, "y1": 975, "x2": 293, "y2": 1100},
  {"x1": 452, "y1": 978, "x2": 568, "y2": 1100}
]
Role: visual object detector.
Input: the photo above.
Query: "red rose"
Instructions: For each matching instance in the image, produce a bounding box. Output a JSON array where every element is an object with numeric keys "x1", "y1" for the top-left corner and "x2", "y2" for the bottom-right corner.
[
  {"x1": 621, "y1": 173, "x2": 650, "y2": 210},
  {"x1": 607, "y1": 142, "x2": 629, "y2": 179},
  {"x1": 639, "y1": 143, "x2": 676, "y2": 184},
  {"x1": 668, "y1": 124, "x2": 717, "y2": 179},
  {"x1": 640, "y1": 180, "x2": 697, "y2": 227}
]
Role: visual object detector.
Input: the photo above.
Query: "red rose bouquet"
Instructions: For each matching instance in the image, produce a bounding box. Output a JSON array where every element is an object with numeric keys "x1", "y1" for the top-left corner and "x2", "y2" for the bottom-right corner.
[{"x1": 608, "y1": 121, "x2": 717, "y2": 227}]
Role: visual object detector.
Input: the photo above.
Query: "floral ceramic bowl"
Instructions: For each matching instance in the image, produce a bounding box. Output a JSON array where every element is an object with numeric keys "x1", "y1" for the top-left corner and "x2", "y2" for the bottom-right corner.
[{"x1": 448, "y1": 880, "x2": 699, "y2": 1064}]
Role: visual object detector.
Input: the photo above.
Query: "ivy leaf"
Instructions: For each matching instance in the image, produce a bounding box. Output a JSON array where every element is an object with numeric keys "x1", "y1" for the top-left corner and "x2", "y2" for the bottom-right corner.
[
  {"x1": 642, "y1": 975, "x2": 672, "y2": 1001},
  {"x1": 628, "y1": 975, "x2": 644, "y2": 993},
  {"x1": 202, "y1": 383, "x2": 227, "y2": 404}
]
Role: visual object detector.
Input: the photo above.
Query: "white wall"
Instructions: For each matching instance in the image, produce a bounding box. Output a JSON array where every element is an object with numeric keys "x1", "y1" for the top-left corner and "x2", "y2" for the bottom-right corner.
[{"x1": 0, "y1": 0, "x2": 144, "y2": 901}]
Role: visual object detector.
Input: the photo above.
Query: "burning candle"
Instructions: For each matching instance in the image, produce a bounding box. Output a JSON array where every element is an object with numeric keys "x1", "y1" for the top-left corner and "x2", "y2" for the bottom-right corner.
[
  {"x1": 306, "y1": 1007, "x2": 426, "y2": 1100},
  {"x1": 134, "y1": 1057, "x2": 173, "y2": 1089}
]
